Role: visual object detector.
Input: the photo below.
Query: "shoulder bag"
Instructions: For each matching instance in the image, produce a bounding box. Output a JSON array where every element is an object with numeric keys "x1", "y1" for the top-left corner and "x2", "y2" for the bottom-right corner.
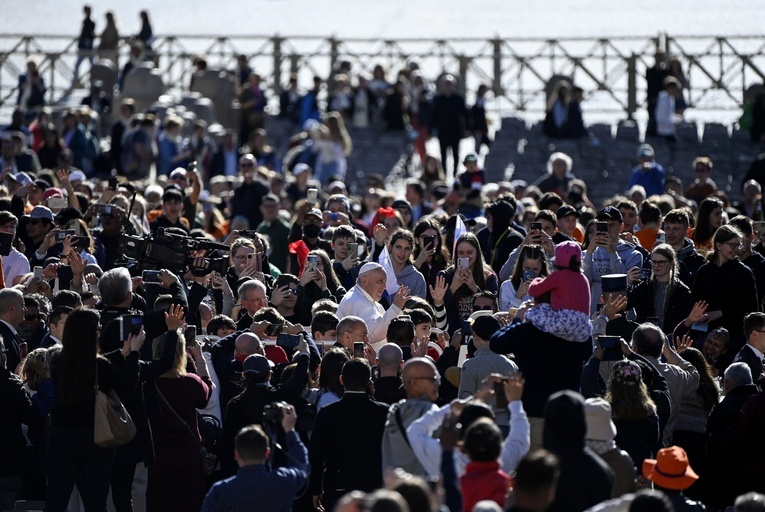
[{"x1": 93, "y1": 367, "x2": 137, "y2": 448}]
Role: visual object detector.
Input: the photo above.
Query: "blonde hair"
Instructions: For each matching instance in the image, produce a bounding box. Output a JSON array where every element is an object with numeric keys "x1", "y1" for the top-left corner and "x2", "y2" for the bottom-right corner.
[
  {"x1": 154, "y1": 331, "x2": 187, "y2": 378},
  {"x1": 21, "y1": 348, "x2": 49, "y2": 391}
]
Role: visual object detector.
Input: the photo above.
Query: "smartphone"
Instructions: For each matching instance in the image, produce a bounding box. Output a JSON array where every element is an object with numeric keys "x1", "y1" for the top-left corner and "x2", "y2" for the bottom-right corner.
[
  {"x1": 265, "y1": 324, "x2": 284, "y2": 337},
  {"x1": 457, "y1": 257, "x2": 469, "y2": 272},
  {"x1": 640, "y1": 268, "x2": 652, "y2": 281},
  {"x1": 655, "y1": 232, "x2": 666, "y2": 244},
  {"x1": 246, "y1": 253, "x2": 255, "y2": 266},
  {"x1": 96, "y1": 204, "x2": 114, "y2": 215},
  {"x1": 49, "y1": 197, "x2": 68, "y2": 209},
  {"x1": 306, "y1": 188, "x2": 318, "y2": 204},
  {"x1": 0, "y1": 232, "x2": 12, "y2": 257},
  {"x1": 522, "y1": 270, "x2": 535, "y2": 281},
  {"x1": 690, "y1": 322, "x2": 709, "y2": 333},
  {"x1": 596, "y1": 222, "x2": 608, "y2": 233},
  {"x1": 276, "y1": 333, "x2": 301, "y2": 349},
  {"x1": 348, "y1": 243, "x2": 358, "y2": 258},
  {"x1": 108, "y1": 177, "x2": 119, "y2": 190},
  {"x1": 422, "y1": 235, "x2": 436, "y2": 249},
  {"x1": 120, "y1": 314, "x2": 143, "y2": 340},
  {"x1": 33, "y1": 266, "x2": 44, "y2": 279},
  {"x1": 530, "y1": 221, "x2": 543, "y2": 232},
  {"x1": 461, "y1": 319, "x2": 472, "y2": 336},
  {"x1": 55, "y1": 230, "x2": 76, "y2": 242},
  {"x1": 18, "y1": 341, "x2": 28, "y2": 359},
  {"x1": 305, "y1": 254, "x2": 318, "y2": 272},
  {"x1": 494, "y1": 380, "x2": 509, "y2": 409},
  {"x1": 598, "y1": 335, "x2": 622, "y2": 361},
  {"x1": 329, "y1": 212, "x2": 339, "y2": 221},
  {"x1": 142, "y1": 270, "x2": 161, "y2": 283},
  {"x1": 184, "y1": 325, "x2": 197, "y2": 345},
  {"x1": 353, "y1": 341, "x2": 365, "y2": 358}
]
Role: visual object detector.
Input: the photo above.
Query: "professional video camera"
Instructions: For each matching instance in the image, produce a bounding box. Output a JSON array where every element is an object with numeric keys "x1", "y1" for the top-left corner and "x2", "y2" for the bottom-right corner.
[{"x1": 119, "y1": 227, "x2": 230, "y2": 275}]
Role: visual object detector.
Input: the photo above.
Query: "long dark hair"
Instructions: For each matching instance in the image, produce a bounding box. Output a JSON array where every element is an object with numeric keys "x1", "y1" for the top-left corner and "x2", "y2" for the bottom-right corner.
[
  {"x1": 308, "y1": 249, "x2": 341, "y2": 291},
  {"x1": 694, "y1": 197, "x2": 723, "y2": 246},
  {"x1": 318, "y1": 348, "x2": 349, "y2": 397},
  {"x1": 510, "y1": 245, "x2": 549, "y2": 289},
  {"x1": 413, "y1": 218, "x2": 450, "y2": 268},
  {"x1": 679, "y1": 347, "x2": 719, "y2": 412},
  {"x1": 58, "y1": 308, "x2": 101, "y2": 407},
  {"x1": 452, "y1": 233, "x2": 494, "y2": 300}
]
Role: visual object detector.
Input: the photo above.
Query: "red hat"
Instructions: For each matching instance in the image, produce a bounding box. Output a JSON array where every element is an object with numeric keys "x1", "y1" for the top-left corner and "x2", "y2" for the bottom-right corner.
[
  {"x1": 642, "y1": 446, "x2": 698, "y2": 490},
  {"x1": 42, "y1": 187, "x2": 64, "y2": 201}
]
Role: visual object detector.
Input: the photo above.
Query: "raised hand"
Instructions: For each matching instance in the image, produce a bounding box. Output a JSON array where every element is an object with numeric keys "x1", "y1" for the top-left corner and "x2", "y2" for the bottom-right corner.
[
  {"x1": 165, "y1": 304, "x2": 185, "y2": 331},
  {"x1": 428, "y1": 274, "x2": 447, "y2": 305},
  {"x1": 503, "y1": 372, "x2": 525, "y2": 403}
]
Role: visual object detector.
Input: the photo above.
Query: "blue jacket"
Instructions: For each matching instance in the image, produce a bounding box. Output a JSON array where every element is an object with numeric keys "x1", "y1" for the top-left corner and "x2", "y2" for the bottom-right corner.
[
  {"x1": 628, "y1": 163, "x2": 665, "y2": 197},
  {"x1": 202, "y1": 431, "x2": 309, "y2": 512}
]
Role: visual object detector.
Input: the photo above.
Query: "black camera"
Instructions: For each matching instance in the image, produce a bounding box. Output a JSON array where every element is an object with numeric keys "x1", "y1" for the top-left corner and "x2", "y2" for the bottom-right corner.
[
  {"x1": 120, "y1": 228, "x2": 230, "y2": 275},
  {"x1": 263, "y1": 401, "x2": 287, "y2": 425}
]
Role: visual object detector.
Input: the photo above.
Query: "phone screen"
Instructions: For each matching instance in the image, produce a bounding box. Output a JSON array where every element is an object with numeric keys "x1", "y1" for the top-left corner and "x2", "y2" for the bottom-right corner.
[
  {"x1": 353, "y1": 342, "x2": 365, "y2": 358},
  {"x1": 0, "y1": 232, "x2": 12, "y2": 257},
  {"x1": 494, "y1": 381, "x2": 509, "y2": 409}
]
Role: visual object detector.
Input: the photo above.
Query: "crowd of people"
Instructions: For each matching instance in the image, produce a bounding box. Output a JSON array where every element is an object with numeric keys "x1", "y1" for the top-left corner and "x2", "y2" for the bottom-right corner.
[{"x1": 5, "y1": 5, "x2": 765, "y2": 512}]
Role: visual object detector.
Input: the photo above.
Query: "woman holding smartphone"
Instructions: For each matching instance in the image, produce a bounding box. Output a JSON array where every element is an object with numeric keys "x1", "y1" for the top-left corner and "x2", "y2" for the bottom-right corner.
[
  {"x1": 499, "y1": 245, "x2": 549, "y2": 311},
  {"x1": 443, "y1": 233, "x2": 498, "y2": 335},
  {"x1": 413, "y1": 218, "x2": 450, "y2": 294},
  {"x1": 626, "y1": 244, "x2": 694, "y2": 334}
]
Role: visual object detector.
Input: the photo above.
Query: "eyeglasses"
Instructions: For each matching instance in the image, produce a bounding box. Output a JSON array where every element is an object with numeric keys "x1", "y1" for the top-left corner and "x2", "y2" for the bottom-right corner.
[
  {"x1": 473, "y1": 305, "x2": 494, "y2": 311},
  {"x1": 289, "y1": 288, "x2": 299, "y2": 295},
  {"x1": 239, "y1": 162, "x2": 255, "y2": 168},
  {"x1": 650, "y1": 259, "x2": 670, "y2": 266},
  {"x1": 24, "y1": 314, "x2": 43, "y2": 322},
  {"x1": 724, "y1": 242, "x2": 742, "y2": 250}
]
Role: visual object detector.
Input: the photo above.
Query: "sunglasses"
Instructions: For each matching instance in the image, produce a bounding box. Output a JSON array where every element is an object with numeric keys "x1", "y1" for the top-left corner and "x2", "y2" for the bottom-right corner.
[
  {"x1": 24, "y1": 314, "x2": 43, "y2": 322},
  {"x1": 472, "y1": 305, "x2": 494, "y2": 311},
  {"x1": 28, "y1": 219, "x2": 49, "y2": 226}
]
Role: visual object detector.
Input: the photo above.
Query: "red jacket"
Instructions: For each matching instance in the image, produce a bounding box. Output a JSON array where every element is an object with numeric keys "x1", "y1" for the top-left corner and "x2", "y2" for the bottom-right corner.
[{"x1": 460, "y1": 460, "x2": 511, "y2": 512}]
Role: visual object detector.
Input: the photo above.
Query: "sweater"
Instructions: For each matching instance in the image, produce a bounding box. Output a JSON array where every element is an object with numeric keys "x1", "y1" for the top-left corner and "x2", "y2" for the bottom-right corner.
[
  {"x1": 691, "y1": 260, "x2": 758, "y2": 338},
  {"x1": 460, "y1": 461, "x2": 510, "y2": 512},
  {"x1": 528, "y1": 269, "x2": 591, "y2": 314}
]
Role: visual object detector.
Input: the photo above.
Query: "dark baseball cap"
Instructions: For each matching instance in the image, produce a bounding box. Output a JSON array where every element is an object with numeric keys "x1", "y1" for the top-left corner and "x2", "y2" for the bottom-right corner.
[
  {"x1": 596, "y1": 206, "x2": 623, "y2": 223},
  {"x1": 557, "y1": 204, "x2": 579, "y2": 218},
  {"x1": 243, "y1": 354, "x2": 271, "y2": 381}
]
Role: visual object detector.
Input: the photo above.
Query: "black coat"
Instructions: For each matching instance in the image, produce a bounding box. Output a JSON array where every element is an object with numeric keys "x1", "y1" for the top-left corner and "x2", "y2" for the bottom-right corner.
[
  {"x1": 490, "y1": 321, "x2": 592, "y2": 418},
  {"x1": 429, "y1": 93, "x2": 467, "y2": 141},
  {"x1": 692, "y1": 260, "x2": 758, "y2": 338},
  {"x1": 543, "y1": 391, "x2": 614, "y2": 512},
  {"x1": 309, "y1": 393, "x2": 389, "y2": 497},
  {"x1": 0, "y1": 366, "x2": 42, "y2": 477},
  {"x1": 230, "y1": 179, "x2": 270, "y2": 230},
  {"x1": 733, "y1": 345, "x2": 764, "y2": 382},
  {"x1": 0, "y1": 322, "x2": 22, "y2": 374},
  {"x1": 627, "y1": 279, "x2": 695, "y2": 334},
  {"x1": 220, "y1": 352, "x2": 309, "y2": 476}
]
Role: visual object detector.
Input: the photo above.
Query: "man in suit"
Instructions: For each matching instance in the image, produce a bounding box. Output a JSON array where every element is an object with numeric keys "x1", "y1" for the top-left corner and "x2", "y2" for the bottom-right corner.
[
  {"x1": 733, "y1": 312, "x2": 765, "y2": 383},
  {"x1": 309, "y1": 358, "x2": 389, "y2": 511},
  {"x1": 0, "y1": 288, "x2": 25, "y2": 373}
]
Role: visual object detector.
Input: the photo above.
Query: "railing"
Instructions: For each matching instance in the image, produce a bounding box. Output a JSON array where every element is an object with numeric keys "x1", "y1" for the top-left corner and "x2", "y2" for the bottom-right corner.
[{"x1": 2, "y1": 33, "x2": 763, "y2": 120}]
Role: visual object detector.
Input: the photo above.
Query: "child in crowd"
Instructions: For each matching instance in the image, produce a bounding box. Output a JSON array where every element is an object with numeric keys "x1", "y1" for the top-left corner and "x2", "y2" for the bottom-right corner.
[
  {"x1": 524, "y1": 240, "x2": 593, "y2": 342},
  {"x1": 459, "y1": 418, "x2": 512, "y2": 511}
]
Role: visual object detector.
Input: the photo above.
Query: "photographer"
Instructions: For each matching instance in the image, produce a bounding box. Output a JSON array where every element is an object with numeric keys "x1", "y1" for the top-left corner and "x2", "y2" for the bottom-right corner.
[
  {"x1": 220, "y1": 335, "x2": 310, "y2": 477},
  {"x1": 202, "y1": 405, "x2": 309, "y2": 512},
  {"x1": 97, "y1": 267, "x2": 188, "y2": 349}
]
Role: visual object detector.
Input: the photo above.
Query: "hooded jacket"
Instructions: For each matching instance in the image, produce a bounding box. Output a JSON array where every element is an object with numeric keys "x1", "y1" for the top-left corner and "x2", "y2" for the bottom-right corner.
[
  {"x1": 396, "y1": 263, "x2": 427, "y2": 299},
  {"x1": 543, "y1": 391, "x2": 614, "y2": 512},
  {"x1": 584, "y1": 240, "x2": 643, "y2": 312}
]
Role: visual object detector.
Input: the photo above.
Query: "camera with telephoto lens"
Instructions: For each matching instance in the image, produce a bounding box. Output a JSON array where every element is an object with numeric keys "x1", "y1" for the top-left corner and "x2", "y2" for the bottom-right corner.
[
  {"x1": 263, "y1": 401, "x2": 288, "y2": 425},
  {"x1": 120, "y1": 227, "x2": 230, "y2": 276}
]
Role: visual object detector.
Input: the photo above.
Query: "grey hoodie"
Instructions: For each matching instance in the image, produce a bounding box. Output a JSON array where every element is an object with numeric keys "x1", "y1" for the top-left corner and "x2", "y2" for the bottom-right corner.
[
  {"x1": 381, "y1": 396, "x2": 437, "y2": 476},
  {"x1": 396, "y1": 264, "x2": 427, "y2": 298}
]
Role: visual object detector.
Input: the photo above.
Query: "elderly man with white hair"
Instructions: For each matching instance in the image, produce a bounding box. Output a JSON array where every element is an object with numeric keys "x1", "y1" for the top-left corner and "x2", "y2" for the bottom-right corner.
[{"x1": 336, "y1": 262, "x2": 410, "y2": 351}]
